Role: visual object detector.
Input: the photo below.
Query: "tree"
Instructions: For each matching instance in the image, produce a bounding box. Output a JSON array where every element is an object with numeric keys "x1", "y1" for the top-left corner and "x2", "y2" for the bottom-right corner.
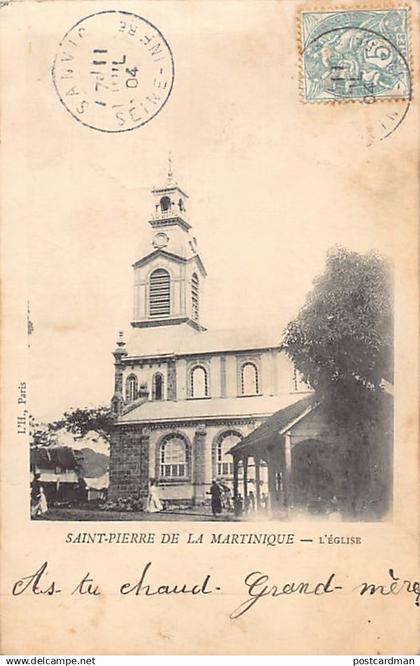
[
  {"x1": 283, "y1": 247, "x2": 392, "y2": 393},
  {"x1": 29, "y1": 415, "x2": 56, "y2": 448},
  {"x1": 49, "y1": 406, "x2": 114, "y2": 442},
  {"x1": 283, "y1": 247, "x2": 393, "y2": 515}
]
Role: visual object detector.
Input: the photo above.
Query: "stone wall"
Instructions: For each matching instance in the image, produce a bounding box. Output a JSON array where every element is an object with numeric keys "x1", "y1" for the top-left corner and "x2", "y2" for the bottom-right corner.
[
  {"x1": 109, "y1": 419, "x2": 263, "y2": 506},
  {"x1": 108, "y1": 426, "x2": 150, "y2": 500},
  {"x1": 192, "y1": 423, "x2": 207, "y2": 504},
  {"x1": 167, "y1": 359, "x2": 177, "y2": 400}
]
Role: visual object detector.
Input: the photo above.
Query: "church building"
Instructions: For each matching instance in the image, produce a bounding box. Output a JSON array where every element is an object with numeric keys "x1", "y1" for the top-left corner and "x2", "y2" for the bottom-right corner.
[{"x1": 108, "y1": 164, "x2": 308, "y2": 506}]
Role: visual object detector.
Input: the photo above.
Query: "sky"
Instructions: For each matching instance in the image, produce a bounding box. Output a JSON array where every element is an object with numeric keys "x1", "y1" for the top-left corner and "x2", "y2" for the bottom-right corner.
[{"x1": 14, "y1": 0, "x2": 406, "y2": 422}]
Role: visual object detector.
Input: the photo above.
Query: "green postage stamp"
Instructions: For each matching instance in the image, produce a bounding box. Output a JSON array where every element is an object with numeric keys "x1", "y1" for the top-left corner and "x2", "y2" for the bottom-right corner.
[{"x1": 300, "y1": 7, "x2": 411, "y2": 102}]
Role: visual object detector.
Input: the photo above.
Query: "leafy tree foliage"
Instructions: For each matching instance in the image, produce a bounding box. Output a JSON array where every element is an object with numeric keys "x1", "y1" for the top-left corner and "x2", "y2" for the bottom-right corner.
[
  {"x1": 283, "y1": 247, "x2": 393, "y2": 396},
  {"x1": 29, "y1": 415, "x2": 55, "y2": 447},
  {"x1": 30, "y1": 407, "x2": 113, "y2": 447},
  {"x1": 49, "y1": 406, "x2": 114, "y2": 442},
  {"x1": 283, "y1": 248, "x2": 393, "y2": 515}
]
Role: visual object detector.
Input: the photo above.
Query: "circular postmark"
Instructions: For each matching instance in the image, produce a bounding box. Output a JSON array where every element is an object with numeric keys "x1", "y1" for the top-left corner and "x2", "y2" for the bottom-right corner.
[{"x1": 52, "y1": 11, "x2": 175, "y2": 132}]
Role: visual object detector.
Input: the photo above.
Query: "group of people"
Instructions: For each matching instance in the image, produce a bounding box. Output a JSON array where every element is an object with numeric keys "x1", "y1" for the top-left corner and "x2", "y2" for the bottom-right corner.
[
  {"x1": 30, "y1": 472, "x2": 269, "y2": 518},
  {"x1": 208, "y1": 479, "x2": 233, "y2": 516},
  {"x1": 209, "y1": 480, "x2": 268, "y2": 517},
  {"x1": 147, "y1": 478, "x2": 266, "y2": 518}
]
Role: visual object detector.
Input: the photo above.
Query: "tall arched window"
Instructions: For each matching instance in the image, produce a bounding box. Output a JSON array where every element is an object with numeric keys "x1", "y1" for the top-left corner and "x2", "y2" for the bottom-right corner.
[
  {"x1": 241, "y1": 362, "x2": 259, "y2": 395},
  {"x1": 191, "y1": 273, "x2": 199, "y2": 321},
  {"x1": 149, "y1": 268, "x2": 170, "y2": 317},
  {"x1": 190, "y1": 365, "x2": 208, "y2": 398},
  {"x1": 160, "y1": 435, "x2": 189, "y2": 478},
  {"x1": 152, "y1": 372, "x2": 164, "y2": 400},
  {"x1": 160, "y1": 196, "x2": 171, "y2": 212},
  {"x1": 217, "y1": 432, "x2": 242, "y2": 478},
  {"x1": 125, "y1": 374, "x2": 138, "y2": 402}
]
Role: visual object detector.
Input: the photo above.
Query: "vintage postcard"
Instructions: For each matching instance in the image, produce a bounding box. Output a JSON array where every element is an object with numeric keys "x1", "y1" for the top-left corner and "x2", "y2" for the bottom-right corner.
[{"x1": 0, "y1": 0, "x2": 418, "y2": 655}]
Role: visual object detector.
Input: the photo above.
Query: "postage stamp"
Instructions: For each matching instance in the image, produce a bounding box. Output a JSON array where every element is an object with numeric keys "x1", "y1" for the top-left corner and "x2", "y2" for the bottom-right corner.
[
  {"x1": 52, "y1": 10, "x2": 175, "y2": 132},
  {"x1": 299, "y1": 7, "x2": 411, "y2": 102}
]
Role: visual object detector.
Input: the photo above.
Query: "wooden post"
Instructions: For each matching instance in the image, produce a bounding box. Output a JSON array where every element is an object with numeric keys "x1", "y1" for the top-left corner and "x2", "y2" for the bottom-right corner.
[
  {"x1": 233, "y1": 456, "x2": 239, "y2": 497},
  {"x1": 243, "y1": 456, "x2": 248, "y2": 500},
  {"x1": 267, "y1": 452, "x2": 276, "y2": 512},
  {"x1": 255, "y1": 457, "x2": 261, "y2": 508},
  {"x1": 283, "y1": 432, "x2": 293, "y2": 510}
]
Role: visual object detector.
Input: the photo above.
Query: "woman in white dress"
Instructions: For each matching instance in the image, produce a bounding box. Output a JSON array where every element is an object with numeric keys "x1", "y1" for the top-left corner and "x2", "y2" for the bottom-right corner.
[
  {"x1": 146, "y1": 479, "x2": 163, "y2": 513},
  {"x1": 39, "y1": 487, "x2": 48, "y2": 514}
]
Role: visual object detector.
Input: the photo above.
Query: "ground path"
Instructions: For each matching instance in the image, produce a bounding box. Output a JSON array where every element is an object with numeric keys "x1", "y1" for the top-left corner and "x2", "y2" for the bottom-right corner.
[{"x1": 40, "y1": 507, "x2": 243, "y2": 521}]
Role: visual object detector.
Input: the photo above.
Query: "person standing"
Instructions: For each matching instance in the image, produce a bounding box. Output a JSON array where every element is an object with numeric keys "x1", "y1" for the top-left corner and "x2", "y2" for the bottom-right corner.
[
  {"x1": 31, "y1": 473, "x2": 48, "y2": 518},
  {"x1": 234, "y1": 493, "x2": 244, "y2": 517},
  {"x1": 209, "y1": 480, "x2": 222, "y2": 517},
  {"x1": 30, "y1": 473, "x2": 42, "y2": 518},
  {"x1": 248, "y1": 491, "x2": 256, "y2": 512},
  {"x1": 39, "y1": 486, "x2": 48, "y2": 515},
  {"x1": 146, "y1": 479, "x2": 163, "y2": 513}
]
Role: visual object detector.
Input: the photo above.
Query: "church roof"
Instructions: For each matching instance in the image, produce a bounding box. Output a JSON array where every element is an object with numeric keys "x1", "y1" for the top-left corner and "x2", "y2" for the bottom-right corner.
[
  {"x1": 118, "y1": 394, "x2": 299, "y2": 424},
  {"x1": 124, "y1": 326, "x2": 282, "y2": 358}
]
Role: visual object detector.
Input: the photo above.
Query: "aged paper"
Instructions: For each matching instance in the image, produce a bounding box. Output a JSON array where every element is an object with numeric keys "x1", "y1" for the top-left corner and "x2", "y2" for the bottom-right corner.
[{"x1": 0, "y1": 0, "x2": 419, "y2": 655}]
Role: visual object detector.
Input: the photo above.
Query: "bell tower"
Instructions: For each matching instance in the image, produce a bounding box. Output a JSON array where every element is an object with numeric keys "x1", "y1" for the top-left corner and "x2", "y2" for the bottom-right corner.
[
  {"x1": 151, "y1": 154, "x2": 190, "y2": 233},
  {"x1": 132, "y1": 158, "x2": 207, "y2": 331}
]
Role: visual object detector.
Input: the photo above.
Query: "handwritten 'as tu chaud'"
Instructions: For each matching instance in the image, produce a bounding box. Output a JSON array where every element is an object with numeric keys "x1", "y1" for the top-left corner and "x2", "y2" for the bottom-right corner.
[{"x1": 11, "y1": 561, "x2": 419, "y2": 618}]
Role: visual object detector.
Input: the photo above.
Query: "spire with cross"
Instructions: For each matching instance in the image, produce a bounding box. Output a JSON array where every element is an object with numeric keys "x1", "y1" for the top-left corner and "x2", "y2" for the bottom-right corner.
[
  {"x1": 167, "y1": 152, "x2": 173, "y2": 183},
  {"x1": 166, "y1": 151, "x2": 178, "y2": 187}
]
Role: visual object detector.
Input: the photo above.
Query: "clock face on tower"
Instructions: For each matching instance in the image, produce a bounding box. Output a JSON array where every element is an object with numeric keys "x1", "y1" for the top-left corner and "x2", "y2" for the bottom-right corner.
[{"x1": 152, "y1": 232, "x2": 169, "y2": 249}]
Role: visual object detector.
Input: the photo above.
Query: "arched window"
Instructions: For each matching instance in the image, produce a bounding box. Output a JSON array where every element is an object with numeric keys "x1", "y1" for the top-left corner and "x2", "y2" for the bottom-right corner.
[
  {"x1": 125, "y1": 374, "x2": 138, "y2": 402},
  {"x1": 241, "y1": 362, "x2": 259, "y2": 395},
  {"x1": 152, "y1": 372, "x2": 164, "y2": 401},
  {"x1": 217, "y1": 432, "x2": 242, "y2": 478},
  {"x1": 160, "y1": 196, "x2": 171, "y2": 212},
  {"x1": 190, "y1": 365, "x2": 208, "y2": 398},
  {"x1": 149, "y1": 268, "x2": 170, "y2": 317},
  {"x1": 160, "y1": 436, "x2": 189, "y2": 478},
  {"x1": 191, "y1": 273, "x2": 199, "y2": 321},
  {"x1": 178, "y1": 198, "x2": 185, "y2": 212}
]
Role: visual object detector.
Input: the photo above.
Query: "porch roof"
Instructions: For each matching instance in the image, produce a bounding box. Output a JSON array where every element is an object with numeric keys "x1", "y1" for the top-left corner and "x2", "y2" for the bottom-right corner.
[{"x1": 228, "y1": 395, "x2": 317, "y2": 457}]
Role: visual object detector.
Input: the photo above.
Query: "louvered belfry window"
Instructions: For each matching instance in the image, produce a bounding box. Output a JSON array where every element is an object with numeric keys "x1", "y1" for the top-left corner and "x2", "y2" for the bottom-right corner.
[
  {"x1": 191, "y1": 273, "x2": 199, "y2": 321},
  {"x1": 149, "y1": 268, "x2": 170, "y2": 317}
]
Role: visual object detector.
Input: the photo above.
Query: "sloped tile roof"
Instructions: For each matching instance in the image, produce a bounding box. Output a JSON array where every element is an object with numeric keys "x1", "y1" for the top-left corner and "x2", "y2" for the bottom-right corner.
[
  {"x1": 125, "y1": 325, "x2": 281, "y2": 358},
  {"x1": 118, "y1": 394, "x2": 302, "y2": 424},
  {"x1": 228, "y1": 394, "x2": 317, "y2": 455}
]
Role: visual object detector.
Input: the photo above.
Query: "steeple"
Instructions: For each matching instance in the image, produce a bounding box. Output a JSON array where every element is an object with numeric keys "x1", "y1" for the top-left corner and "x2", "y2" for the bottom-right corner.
[
  {"x1": 150, "y1": 156, "x2": 191, "y2": 232},
  {"x1": 111, "y1": 331, "x2": 127, "y2": 417},
  {"x1": 167, "y1": 152, "x2": 174, "y2": 185},
  {"x1": 131, "y1": 161, "x2": 207, "y2": 331}
]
